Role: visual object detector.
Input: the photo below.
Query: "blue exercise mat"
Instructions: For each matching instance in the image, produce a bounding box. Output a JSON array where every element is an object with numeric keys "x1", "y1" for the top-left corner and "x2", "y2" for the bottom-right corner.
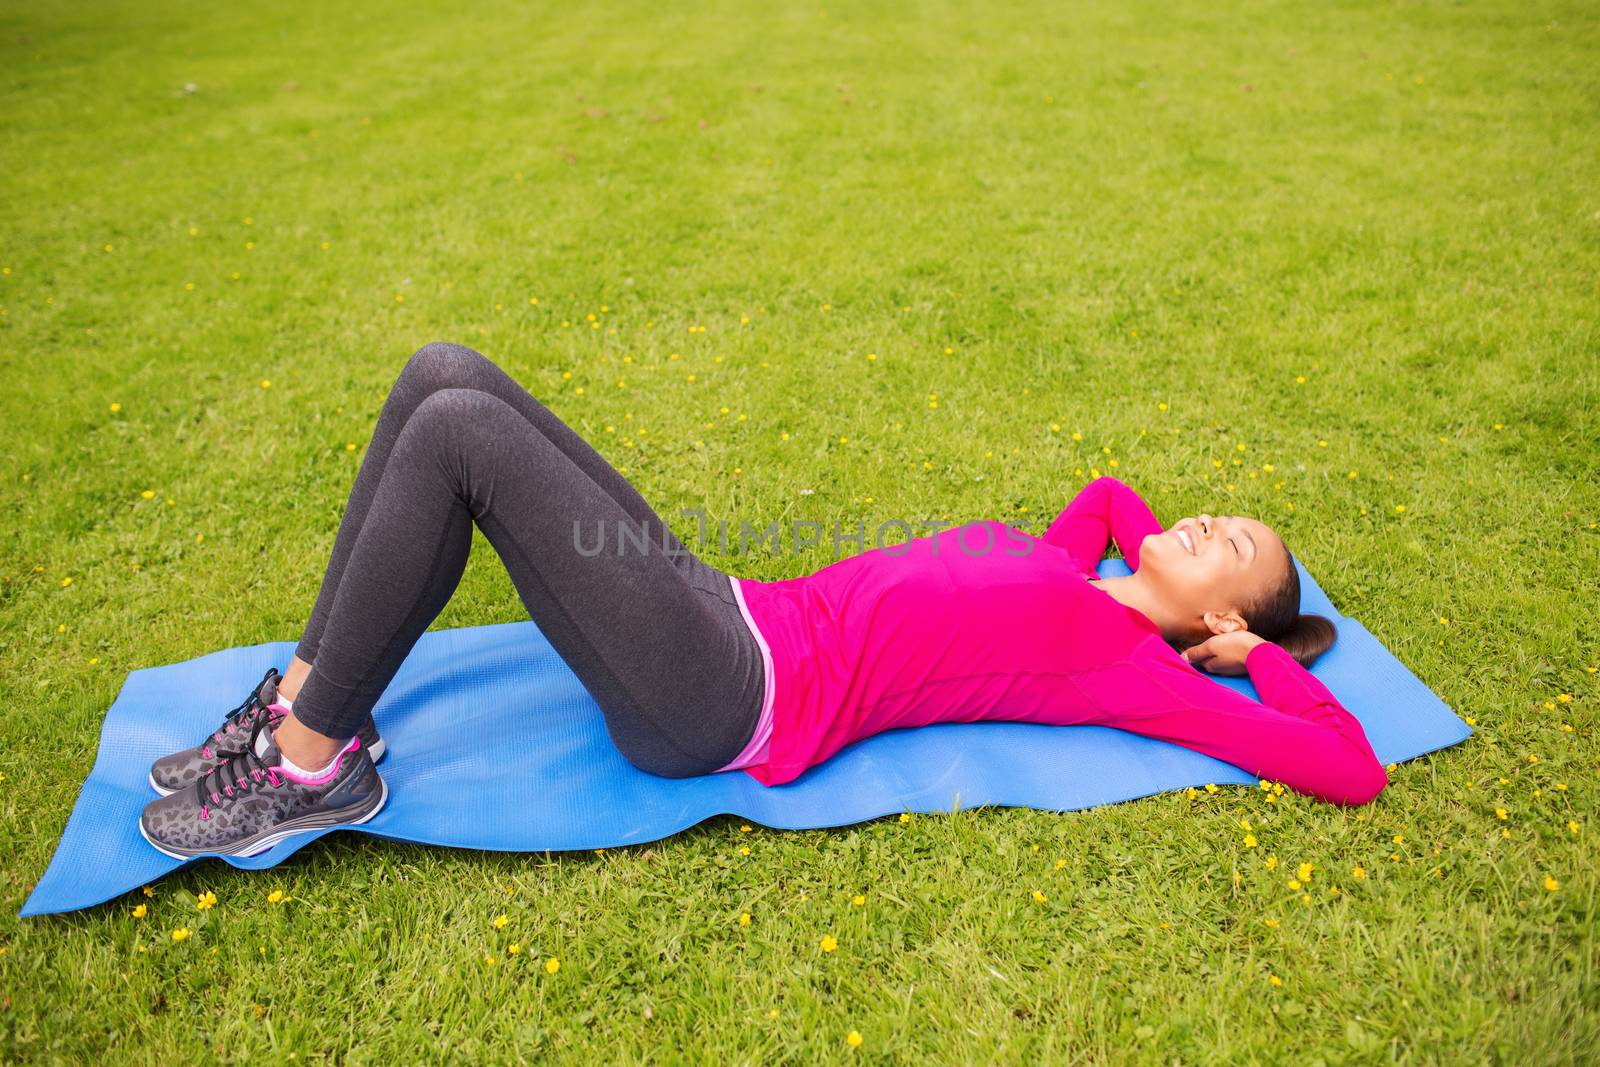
[{"x1": 21, "y1": 558, "x2": 1472, "y2": 917}]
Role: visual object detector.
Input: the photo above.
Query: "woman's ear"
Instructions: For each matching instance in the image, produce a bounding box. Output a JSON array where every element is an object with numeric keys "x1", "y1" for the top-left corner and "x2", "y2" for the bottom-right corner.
[{"x1": 1201, "y1": 609, "x2": 1249, "y2": 636}]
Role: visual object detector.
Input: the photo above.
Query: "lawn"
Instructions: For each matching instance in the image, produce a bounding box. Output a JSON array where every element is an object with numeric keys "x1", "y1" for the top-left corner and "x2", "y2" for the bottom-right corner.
[{"x1": 2, "y1": 0, "x2": 1597, "y2": 1062}]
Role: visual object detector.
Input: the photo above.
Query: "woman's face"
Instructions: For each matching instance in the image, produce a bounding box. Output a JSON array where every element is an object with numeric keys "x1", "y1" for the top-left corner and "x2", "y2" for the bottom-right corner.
[{"x1": 1138, "y1": 513, "x2": 1288, "y2": 637}]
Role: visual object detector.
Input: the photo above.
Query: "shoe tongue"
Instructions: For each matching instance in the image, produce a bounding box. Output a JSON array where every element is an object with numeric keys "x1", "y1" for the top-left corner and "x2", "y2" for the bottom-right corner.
[{"x1": 258, "y1": 674, "x2": 280, "y2": 706}]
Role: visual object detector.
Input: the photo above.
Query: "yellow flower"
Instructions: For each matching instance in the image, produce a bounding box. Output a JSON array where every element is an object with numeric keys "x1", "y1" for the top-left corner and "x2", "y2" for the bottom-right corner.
[
  {"x1": 846, "y1": 1031, "x2": 864, "y2": 1047},
  {"x1": 1205, "y1": 784, "x2": 1218, "y2": 794},
  {"x1": 1557, "y1": 693, "x2": 1572, "y2": 704},
  {"x1": 132, "y1": 903, "x2": 148, "y2": 919},
  {"x1": 1568, "y1": 821, "x2": 1580, "y2": 834},
  {"x1": 851, "y1": 895, "x2": 866, "y2": 906},
  {"x1": 1263, "y1": 917, "x2": 1280, "y2": 928},
  {"x1": 739, "y1": 846, "x2": 751, "y2": 856},
  {"x1": 61, "y1": 577, "x2": 73, "y2": 587},
  {"x1": 508, "y1": 943, "x2": 522, "y2": 955},
  {"x1": 1287, "y1": 879, "x2": 1302, "y2": 891},
  {"x1": 196, "y1": 891, "x2": 217, "y2": 911},
  {"x1": 1031, "y1": 890, "x2": 1047, "y2": 903},
  {"x1": 141, "y1": 489, "x2": 155, "y2": 499},
  {"x1": 1353, "y1": 866, "x2": 1367, "y2": 879},
  {"x1": 1297, "y1": 862, "x2": 1314, "y2": 882},
  {"x1": 260, "y1": 379, "x2": 271, "y2": 389},
  {"x1": 267, "y1": 889, "x2": 287, "y2": 904},
  {"x1": 1265, "y1": 855, "x2": 1278, "y2": 871},
  {"x1": 142, "y1": 886, "x2": 155, "y2": 898},
  {"x1": 820, "y1": 934, "x2": 839, "y2": 953},
  {"x1": 545, "y1": 957, "x2": 560, "y2": 973},
  {"x1": 1495, "y1": 807, "x2": 1508, "y2": 820},
  {"x1": 899, "y1": 812, "x2": 911, "y2": 823},
  {"x1": 1295, "y1": 375, "x2": 1305, "y2": 384},
  {"x1": 1243, "y1": 834, "x2": 1257, "y2": 848},
  {"x1": 1542, "y1": 875, "x2": 1559, "y2": 892},
  {"x1": 492, "y1": 914, "x2": 509, "y2": 930},
  {"x1": 1268, "y1": 975, "x2": 1282, "y2": 987},
  {"x1": 1392, "y1": 834, "x2": 1404, "y2": 844},
  {"x1": 739, "y1": 912, "x2": 752, "y2": 926},
  {"x1": 1054, "y1": 859, "x2": 1067, "y2": 870},
  {"x1": 171, "y1": 928, "x2": 191, "y2": 942}
]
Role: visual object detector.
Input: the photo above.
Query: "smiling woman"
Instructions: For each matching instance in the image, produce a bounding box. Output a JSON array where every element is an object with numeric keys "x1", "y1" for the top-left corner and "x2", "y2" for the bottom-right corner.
[{"x1": 140, "y1": 350, "x2": 1386, "y2": 869}]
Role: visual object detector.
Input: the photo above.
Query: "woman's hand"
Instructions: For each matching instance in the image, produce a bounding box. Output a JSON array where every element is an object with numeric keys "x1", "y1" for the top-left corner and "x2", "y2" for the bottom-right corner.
[{"x1": 1181, "y1": 630, "x2": 1268, "y2": 676}]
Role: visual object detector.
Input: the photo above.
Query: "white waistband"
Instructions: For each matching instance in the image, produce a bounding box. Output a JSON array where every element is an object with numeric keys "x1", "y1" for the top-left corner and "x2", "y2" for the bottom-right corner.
[{"x1": 715, "y1": 576, "x2": 775, "y2": 771}]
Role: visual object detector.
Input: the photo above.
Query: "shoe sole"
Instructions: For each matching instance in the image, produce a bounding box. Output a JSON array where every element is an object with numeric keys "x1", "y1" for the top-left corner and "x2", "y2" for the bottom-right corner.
[
  {"x1": 138, "y1": 774, "x2": 388, "y2": 860},
  {"x1": 148, "y1": 736, "x2": 386, "y2": 797}
]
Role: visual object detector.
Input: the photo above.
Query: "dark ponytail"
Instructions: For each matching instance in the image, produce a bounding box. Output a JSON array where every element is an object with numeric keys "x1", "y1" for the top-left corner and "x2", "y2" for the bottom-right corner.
[{"x1": 1243, "y1": 549, "x2": 1338, "y2": 669}]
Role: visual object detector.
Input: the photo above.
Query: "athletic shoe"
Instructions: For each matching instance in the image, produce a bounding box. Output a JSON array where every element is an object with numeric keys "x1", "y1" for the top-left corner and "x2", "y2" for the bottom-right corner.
[
  {"x1": 148, "y1": 667, "x2": 385, "y2": 796},
  {"x1": 138, "y1": 716, "x2": 387, "y2": 860}
]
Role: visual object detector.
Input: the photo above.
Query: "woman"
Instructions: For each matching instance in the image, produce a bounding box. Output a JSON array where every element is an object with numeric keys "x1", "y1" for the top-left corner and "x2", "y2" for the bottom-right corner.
[{"x1": 138, "y1": 343, "x2": 1387, "y2": 860}]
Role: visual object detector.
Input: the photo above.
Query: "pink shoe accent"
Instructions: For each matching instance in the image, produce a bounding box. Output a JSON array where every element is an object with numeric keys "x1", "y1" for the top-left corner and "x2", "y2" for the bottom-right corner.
[
  {"x1": 200, "y1": 805, "x2": 209, "y2": 820},
  {"x1": 202, "y1": 746, "x2": 212, "y2": 759},
  {"x1": 276, "y1": 734, "x2": 360, "y2": 786}
]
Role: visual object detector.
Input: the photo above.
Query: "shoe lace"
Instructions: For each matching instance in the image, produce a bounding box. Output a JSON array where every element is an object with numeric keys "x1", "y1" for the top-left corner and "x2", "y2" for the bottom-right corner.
[
  {"x1": 196, "y1": 715, "x2": 286, "y2": 820},
  {"x1": 205, "y1": 668, "x2": 282, "y2": 755}
]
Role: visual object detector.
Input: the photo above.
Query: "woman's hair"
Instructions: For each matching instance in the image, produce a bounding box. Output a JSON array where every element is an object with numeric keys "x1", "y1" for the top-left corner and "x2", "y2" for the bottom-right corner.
[{"x1": 1241, "y1": 549, "x2": 1337, "y2": 669}]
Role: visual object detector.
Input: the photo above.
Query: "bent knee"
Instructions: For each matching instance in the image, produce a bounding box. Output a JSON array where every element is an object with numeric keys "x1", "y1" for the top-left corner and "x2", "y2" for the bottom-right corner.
[
  {"x1": 407, "y1": 386, "x2": 507, "y2": 433},
  {"x1": 400, "y1": 341, "x2": 496, "y2": 395}
]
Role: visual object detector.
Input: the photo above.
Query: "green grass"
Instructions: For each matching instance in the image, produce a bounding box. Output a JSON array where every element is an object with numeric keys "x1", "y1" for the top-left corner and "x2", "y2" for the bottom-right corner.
[{"x1": 2, "y1": 0, "x2": 1597, "y2": 1061}]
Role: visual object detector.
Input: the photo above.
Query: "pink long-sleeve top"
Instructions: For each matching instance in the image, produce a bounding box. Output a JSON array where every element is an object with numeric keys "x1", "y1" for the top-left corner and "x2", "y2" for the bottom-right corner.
[{"x1": 719, "y1": 477, "x2": 1388, "y2": 806}]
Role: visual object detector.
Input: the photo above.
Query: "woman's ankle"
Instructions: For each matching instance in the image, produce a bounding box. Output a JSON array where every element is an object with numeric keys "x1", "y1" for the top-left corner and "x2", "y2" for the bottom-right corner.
[
  {"x1": 272, "y1": 713, "x2": 344, "y2": 769},
  {"x1": 278, "y1": 655, "x2": 314, "y2": 703}
]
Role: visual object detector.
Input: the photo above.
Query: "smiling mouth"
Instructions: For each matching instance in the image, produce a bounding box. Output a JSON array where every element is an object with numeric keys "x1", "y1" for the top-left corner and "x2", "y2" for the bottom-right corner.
[{"x1": 1175, "y1": 526, "x2": 1195, "y2": 554}]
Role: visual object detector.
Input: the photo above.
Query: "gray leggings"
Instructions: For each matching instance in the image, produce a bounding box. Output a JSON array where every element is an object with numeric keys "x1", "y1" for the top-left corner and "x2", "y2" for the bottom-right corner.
[{"x1": 290, "y1": 342, "x2": 766, "y2": 778}]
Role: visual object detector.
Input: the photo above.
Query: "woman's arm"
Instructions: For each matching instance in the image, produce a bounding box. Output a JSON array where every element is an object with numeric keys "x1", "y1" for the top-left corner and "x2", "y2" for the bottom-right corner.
[
  {"x1": 1095, "y1": 640, "x2": 1389, "y2": 806},
  {"x1": 1041, "y1": 476, "x2": 1164, "y2": 572}
]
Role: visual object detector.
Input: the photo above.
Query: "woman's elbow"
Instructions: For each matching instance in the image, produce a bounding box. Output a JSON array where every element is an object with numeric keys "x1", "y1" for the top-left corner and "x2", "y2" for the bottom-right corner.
[{"x1": 1343, "y1": 762, "x2": 1390, "y2": 807}]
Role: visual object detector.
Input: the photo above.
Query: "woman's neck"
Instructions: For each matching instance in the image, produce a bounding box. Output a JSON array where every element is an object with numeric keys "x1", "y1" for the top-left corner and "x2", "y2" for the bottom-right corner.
[{"x1": 1091, "y1": 572, "x2": 1185, "y2": 644}]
